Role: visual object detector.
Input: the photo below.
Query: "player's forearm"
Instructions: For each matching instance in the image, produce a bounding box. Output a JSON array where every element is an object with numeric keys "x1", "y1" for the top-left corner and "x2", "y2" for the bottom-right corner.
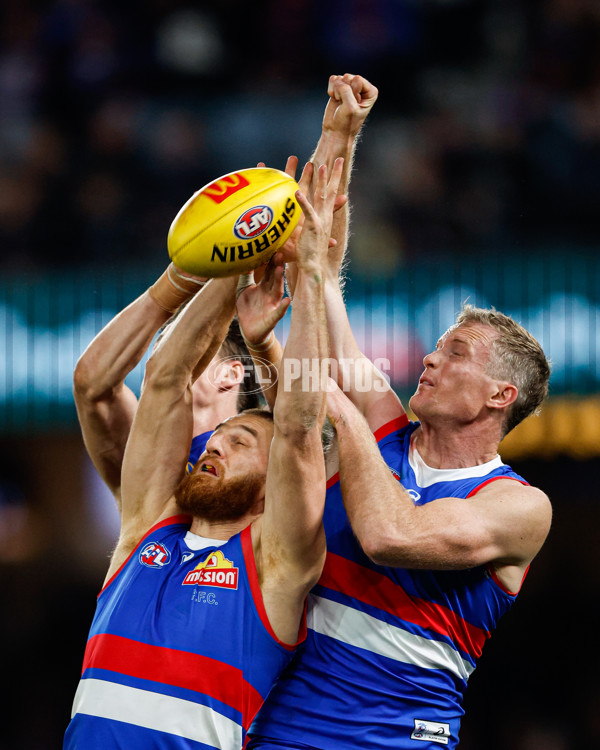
[
  {"x1": 73, "y1": 261, "x2": 210, "y2": 402},
  {"x1": 275, "y1": 266, "x2": 328, "y2": 434},
  {"x1": 333, "y1": 403, "x2": 414, "y2": 562},
  {"x1": 120, "y1": 280, "x2": 238, "y2": 526},
  {"x1": 336, "y1": 407, "x2": 534, "y2": 570},
  {"x1": 323, "y1": 277, "x2": 400, "y2": 430},
  {"x1": 324, "y1": 282, "x2": 381, "y2": 398},
  {"x1": 324, "y1": 281, "x2": 361, "y2": 362},
  {"x1": 73, "y1": 293, "x2": 170, "y2": 403},
  {"x1": 311, "y1": 130, "x2": 357, "y2": 185},
  {"x1": 265, "y1": 263, "x2": 329, "y2": 575},
  {"x1": 245, "y1": 334, "x2": 283, "y2": 412},
  {"x1": 149, "y1": 277, "x2": 238, "y2": 389},
  {"x1": 334, "y1": 403, "x2": 472, "y2": 570},
  {"x1": 311, "y1": 131, "x2": 355, "y2": 262}
]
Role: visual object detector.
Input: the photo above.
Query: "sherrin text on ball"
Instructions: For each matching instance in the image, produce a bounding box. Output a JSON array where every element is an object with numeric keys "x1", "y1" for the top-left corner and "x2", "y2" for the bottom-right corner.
[{"x1": 167, "y1": 167, "x2": 300, "y2": 277}]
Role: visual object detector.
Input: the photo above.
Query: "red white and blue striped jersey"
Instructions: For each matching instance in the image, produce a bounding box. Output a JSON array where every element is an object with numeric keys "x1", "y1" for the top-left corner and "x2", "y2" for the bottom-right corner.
[
  {"x1": 249, "y1": 417, "x2": 528, "y2": 750},
  {"x1": 65, "y1": 515, "x2": 302, "y2": 750}
]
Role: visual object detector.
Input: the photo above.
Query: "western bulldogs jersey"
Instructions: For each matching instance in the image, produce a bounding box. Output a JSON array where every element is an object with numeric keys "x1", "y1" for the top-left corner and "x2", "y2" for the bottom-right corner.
[
  {"x1": 250, "y1": 417, "x2": 528, "y2": 750},
  {"x1": 65, "y1": 516, "x2": 302, "y2": 749}
]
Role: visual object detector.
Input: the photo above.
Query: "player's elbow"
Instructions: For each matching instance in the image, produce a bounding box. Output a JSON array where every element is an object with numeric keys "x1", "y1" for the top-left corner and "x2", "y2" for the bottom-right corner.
[
  {"x1": 359, "y1": 529, "x2": 407, "y2": 567},
  {"x1": 273, "y1": 403, "x2": 324, "y2": 441},
  {"x1": 143, "y1": 352, "x2": 189, "y2": 393},
  {"x1": 73, "y1": 354, "x2": 108, "y2": 402},
  {"x1": 73, "y1": 356, "x2": 90, "y2": 396},
  {"x1": 356, "y1": 522, "x2": 434, "y2": 567}
]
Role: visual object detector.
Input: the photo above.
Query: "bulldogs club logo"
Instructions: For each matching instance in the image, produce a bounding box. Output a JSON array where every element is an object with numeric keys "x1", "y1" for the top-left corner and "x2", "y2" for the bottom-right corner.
[
  {"x1": 139, "y1": 541, "x2": 172, "y2": 568},
  {"x1": 182, "y1": 549, "x2": 239, "y2": 589},
  {"x1": 233, "y1": 205, "x2": 273, "y2": 240}
]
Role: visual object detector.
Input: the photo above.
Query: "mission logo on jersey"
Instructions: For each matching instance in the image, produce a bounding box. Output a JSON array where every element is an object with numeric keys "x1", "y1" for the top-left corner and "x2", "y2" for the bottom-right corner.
[{"x1": 182, "y1": 549, "x2": 239, "y2": 589}]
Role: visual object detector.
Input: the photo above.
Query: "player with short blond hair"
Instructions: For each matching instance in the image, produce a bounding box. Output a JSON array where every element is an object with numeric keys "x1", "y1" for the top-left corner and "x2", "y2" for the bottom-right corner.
[{"x1": 247, "y1": 75, "x2": 552, "y2": 750}]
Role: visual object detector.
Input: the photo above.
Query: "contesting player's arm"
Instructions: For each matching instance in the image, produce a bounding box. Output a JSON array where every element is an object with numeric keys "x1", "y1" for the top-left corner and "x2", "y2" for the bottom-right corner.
[
  {"x1": 327, "y1": 384, "x2": 552, "y2": 589},
  {"x1": 105, "y1": 276, "x2": 239, "y2": 584},
  {"x1": 236, "y1": 261, "x2": 287, "y2": 413},
  {"x1": 237, "y1": 151, "x2": 346, "y2": 414},
  {"x1": 237, "y1": 155, "x2": 321, "y2": 412},
  {"x1": 318, "y1": 74, "x2": 405, "y2": 433},
  {"x1": 283, "y1": 74, "x2": 402, "y2": 433},
  {"x1": 73, "y1": 264, "x2": 206, "y2": 510},
  {"x1": 251, "y1": 160, "x2": 342, "y2": 645}
]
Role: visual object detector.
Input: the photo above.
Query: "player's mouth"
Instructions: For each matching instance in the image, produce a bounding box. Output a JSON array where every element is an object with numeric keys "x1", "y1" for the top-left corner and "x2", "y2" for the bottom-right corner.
[
  {"x1": 419, "y1": 375, "x2": 434, "y2": 387},
  {"x1": 200, "y1": 463, "x2": 219, "y2": 477}
]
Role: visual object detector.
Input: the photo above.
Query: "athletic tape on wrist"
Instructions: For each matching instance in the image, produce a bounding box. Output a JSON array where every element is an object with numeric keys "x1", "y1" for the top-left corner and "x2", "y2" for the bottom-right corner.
[
  {"x1": 148, "y1": 264, "x2": 207, "y2": 312},
  {"x1": 242, "y1": 330, "x2": 276, "y2": 352}
]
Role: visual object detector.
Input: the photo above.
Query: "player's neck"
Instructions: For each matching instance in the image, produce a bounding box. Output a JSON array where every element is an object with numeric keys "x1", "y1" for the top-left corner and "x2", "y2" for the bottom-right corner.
[
  {"x1": 189, "y1": 513, "x2": 258, "y2": 541},
  {"x1": 414, "y1": 421, "x2": 501, "y2": 470}
]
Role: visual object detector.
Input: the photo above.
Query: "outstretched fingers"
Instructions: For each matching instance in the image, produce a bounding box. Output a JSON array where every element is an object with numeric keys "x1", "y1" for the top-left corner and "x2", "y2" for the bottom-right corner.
[
  {"x1": 296, "y1": 158, "x2": 344, "y2": 222},
  {"x1": 297, "y1": 160, "x2": 314, "y2": 196},
  {"x1": 256, "y1": 155, "x2": 299, "y2": 180},
  {"x1": 314, "y1": 158, "x2": 345, "y2": 220},
  {"x1": 293, "y1": 158, "x2": 345, "y2": 271},
  {"x1": 326, "y1": 157, "x2": 345, "y2": 203},
  {"x1": 261, "y1": 257, "x2": 285, "y2": 294},
  {"x1": 284, "y1": 155, "x2": 299, "y2": 180}
]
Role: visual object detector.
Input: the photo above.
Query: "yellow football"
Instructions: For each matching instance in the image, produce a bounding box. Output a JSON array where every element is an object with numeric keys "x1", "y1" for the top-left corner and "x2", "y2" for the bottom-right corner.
[{"x1": 167, "y1": 167, "x2": 300, "y2": 277}]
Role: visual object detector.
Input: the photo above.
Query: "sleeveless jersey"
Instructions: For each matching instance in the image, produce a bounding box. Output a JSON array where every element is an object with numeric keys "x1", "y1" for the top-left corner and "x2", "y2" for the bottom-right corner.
[
  {"x1": 250, "y1": 417, "x2": 528, "y2": 750},
  {"x1": 65, "y1": 515, "x2": 302, "y2": 750}
]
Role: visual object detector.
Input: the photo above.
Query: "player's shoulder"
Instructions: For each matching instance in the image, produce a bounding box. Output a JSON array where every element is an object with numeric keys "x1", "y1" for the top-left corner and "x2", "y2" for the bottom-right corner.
[
  {"x1": 475, "y1": 477, "x2": 552, "y2": 526},
  {"x1": 103, "y1": 509, "x2": 191, "y2": 590},
  {"x1": 476, "y1": 475, "x2": 548, "y2": 501},
  {"x1": 374, "y1": 414, "x2": 415, "y2": 455}
]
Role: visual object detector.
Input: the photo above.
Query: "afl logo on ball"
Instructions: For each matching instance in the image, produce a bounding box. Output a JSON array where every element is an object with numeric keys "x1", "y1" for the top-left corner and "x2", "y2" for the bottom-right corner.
[
  {"x1": 234, "y1": 205, "x2": 273, "y2": 240},
  {"x1": 139, "y1": 541, "x2": 172, "y2": 568}
]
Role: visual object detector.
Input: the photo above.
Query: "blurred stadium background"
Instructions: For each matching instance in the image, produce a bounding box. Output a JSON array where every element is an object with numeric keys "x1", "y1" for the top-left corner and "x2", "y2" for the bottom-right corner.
[{"x1": 2, "y1": 0, "x2": 599, "y2": 747}]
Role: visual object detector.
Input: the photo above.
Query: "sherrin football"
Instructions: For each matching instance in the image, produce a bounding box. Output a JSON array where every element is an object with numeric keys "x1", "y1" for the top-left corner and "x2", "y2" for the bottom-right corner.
[{"x1": 167, "y1": 167, "x2": 300, "y2": 277}]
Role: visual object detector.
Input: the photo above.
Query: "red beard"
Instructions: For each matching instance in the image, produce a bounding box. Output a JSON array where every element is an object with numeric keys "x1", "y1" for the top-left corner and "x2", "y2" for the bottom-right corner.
[{"x1": 175, "y1": 469, "x2": 264, "y2": 522}]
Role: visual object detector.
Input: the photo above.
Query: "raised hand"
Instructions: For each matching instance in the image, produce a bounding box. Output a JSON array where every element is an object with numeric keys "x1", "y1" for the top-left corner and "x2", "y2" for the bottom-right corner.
[
  {"x1": 323, "y1": 74, "x2": 379, "y2": 140},
  {"x1": 294, "y1": 158, "x2": 345, "y2": 271},
  {"x1": 236, "y1": 259, "x2": 290, "y2": 347},
  {"x1": 256, "y1": 155, "x2": 346, "y2": 296}
]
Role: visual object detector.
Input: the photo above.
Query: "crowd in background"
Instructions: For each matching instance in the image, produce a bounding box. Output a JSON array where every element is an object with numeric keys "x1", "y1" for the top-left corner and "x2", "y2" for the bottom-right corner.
[{"x1": 1, "y1": 0, "x2": 600, "y2": 274}]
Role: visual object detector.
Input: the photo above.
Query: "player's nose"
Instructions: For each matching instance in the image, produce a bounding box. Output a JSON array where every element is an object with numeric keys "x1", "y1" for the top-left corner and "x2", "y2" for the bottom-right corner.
[{"x1": 205, "y1": 434, "x2": 224, "y2": 457}]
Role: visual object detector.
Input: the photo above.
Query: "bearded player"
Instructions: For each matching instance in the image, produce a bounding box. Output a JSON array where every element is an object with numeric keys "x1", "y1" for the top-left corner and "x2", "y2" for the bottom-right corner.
[{"x1": 64, "y1": 159, "x2": 343, "y2": 750}]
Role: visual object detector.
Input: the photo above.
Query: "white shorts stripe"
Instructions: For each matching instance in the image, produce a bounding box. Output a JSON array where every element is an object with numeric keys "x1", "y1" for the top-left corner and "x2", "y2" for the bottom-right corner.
[
  {"x1": 72, "y1": 677, "x2": 242, "y2": 749},
  {"x1": 308, "y1": 594, "x2": 475, "y2": 682}
]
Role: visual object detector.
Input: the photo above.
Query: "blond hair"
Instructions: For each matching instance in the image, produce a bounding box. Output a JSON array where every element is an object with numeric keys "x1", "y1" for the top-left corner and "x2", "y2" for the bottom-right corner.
[{"x1": 456, "y1": 305, "x2": 550, "y2": 435}]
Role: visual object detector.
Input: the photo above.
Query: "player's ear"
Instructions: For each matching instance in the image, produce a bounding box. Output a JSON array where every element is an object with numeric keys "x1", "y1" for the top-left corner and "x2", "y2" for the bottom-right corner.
[
  {"x1": 214, "y1": 359, "x2": 245, "y2": 391},
  {"x1": 487, "y1": 381, "x2": 518, "y2": 411}
]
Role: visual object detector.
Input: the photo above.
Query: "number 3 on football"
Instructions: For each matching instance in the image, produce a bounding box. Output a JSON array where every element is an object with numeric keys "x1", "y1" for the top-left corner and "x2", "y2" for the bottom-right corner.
[{"x1": 167, "y1": 167, "x2": 300, "y2": 277}]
